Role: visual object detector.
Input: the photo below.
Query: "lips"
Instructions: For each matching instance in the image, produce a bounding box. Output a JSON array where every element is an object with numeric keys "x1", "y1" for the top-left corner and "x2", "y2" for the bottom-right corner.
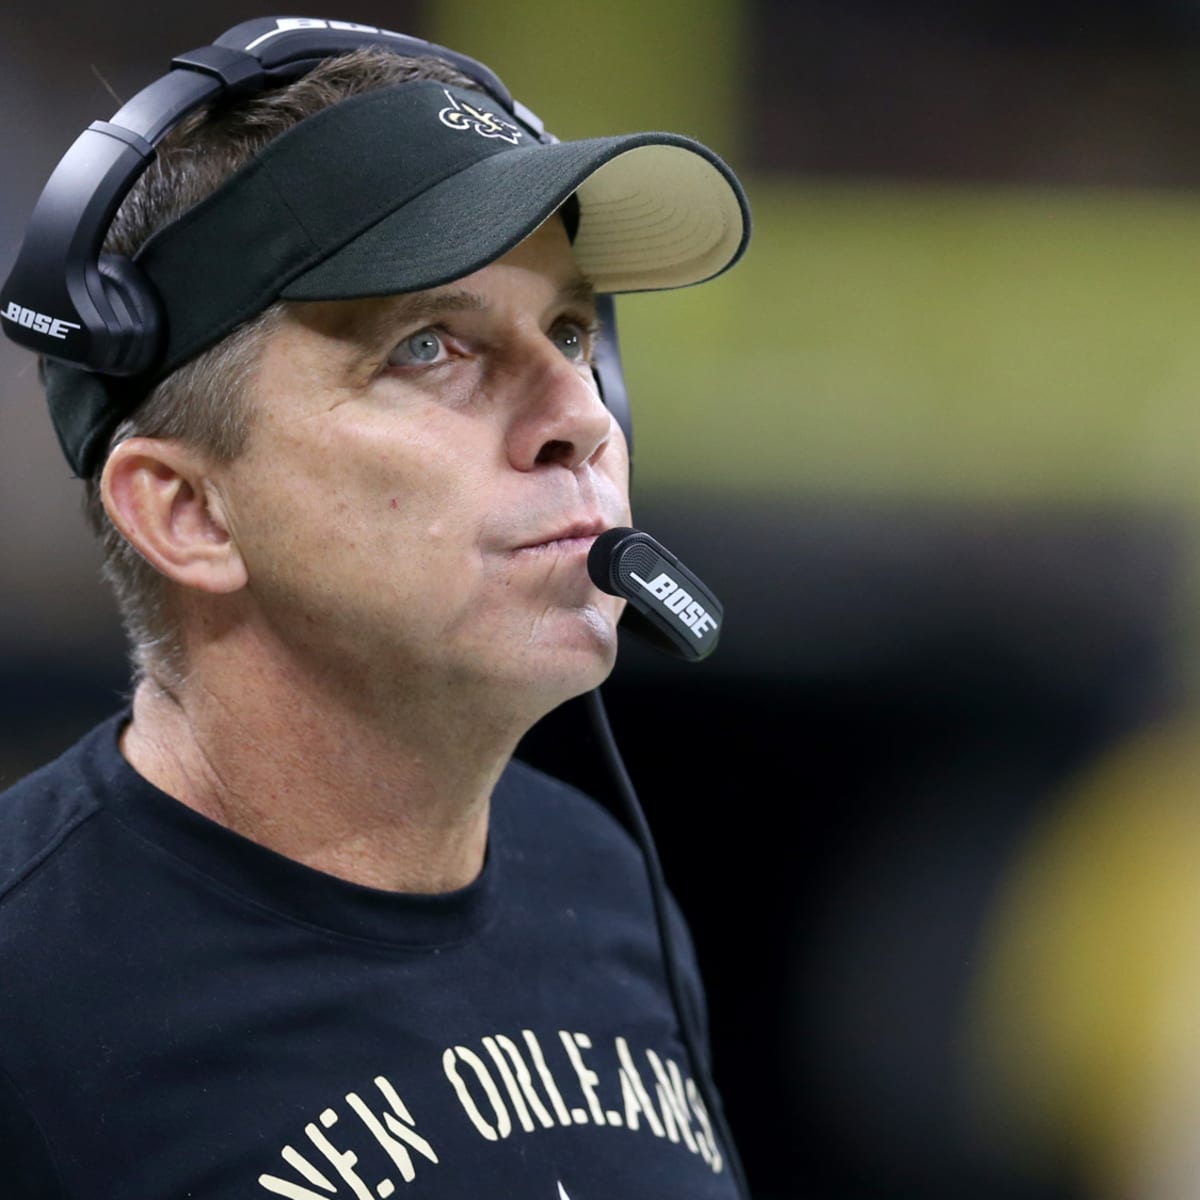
[{"x1": 512, "y1": 517, "x2": 610, "y2": 552}]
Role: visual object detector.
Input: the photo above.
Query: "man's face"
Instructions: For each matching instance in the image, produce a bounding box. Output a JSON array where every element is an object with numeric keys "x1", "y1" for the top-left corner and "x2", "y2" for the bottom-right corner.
[{"x1": 214, "y1": 217, "x2": 631, "y2": 717}]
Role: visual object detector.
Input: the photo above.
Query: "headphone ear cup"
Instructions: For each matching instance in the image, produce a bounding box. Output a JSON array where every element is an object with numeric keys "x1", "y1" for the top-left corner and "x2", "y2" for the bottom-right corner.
[{"x1": 96, "y1": 253, "x2": 164, "y2": 376}]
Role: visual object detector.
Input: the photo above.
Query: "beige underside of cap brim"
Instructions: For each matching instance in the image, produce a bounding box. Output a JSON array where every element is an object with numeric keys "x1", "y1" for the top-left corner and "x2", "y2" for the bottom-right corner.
[{"x1": 572, "y1": 144, "x2": 746, "y2": 292}]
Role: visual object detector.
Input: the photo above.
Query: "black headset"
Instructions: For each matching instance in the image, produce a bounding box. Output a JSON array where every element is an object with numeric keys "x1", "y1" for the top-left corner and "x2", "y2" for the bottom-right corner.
[{"x1": 0, "y1": 15, "x2": 633, "y2": 459}]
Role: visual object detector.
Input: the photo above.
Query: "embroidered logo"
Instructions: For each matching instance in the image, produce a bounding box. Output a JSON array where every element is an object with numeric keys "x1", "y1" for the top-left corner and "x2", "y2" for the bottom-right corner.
[{"x1": 438, "y1": 89, "x2": 524, "y2": 144}]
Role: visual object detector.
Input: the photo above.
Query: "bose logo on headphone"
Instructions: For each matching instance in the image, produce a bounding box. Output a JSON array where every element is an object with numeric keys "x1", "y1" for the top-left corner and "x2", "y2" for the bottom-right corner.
[
  {"x1": 2, "y1": 302, "x2": 81, "y2": 341},
  {"x1": 245, "y1": 17, "x2": 421, "y2": 51}
]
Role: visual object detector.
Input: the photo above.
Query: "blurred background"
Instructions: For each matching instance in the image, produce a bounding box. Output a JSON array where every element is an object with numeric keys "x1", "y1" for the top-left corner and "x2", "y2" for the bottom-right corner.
[{"x1": 8, "y1": 2, "x2": 1200, "y2": 1197}]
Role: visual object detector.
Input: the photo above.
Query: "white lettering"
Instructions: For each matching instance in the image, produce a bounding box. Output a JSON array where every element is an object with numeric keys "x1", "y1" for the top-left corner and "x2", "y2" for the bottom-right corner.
[
  {"x1": 521, "y1": 1030, "x2": 573, "y2": 1125},
  {"x1": 259, "y1": 1144, "x2": 338, "y2": 1198},
  {"x1": 304, "y1": 1122, "x2": 372, "y2": 1199},
  {"x1": 2, "y1": 301, "x2": 80, "y2": 340},
  {"x1": 558, "y1": 1031, "x2": 607, "y2": 1125},
  {"x1": 687, "y1": 1076, "x2": 723, "y2": 1172},
  {"x1": 260, "y1": 1030, "x2": 725, "y2": 1194},
  {"x1": 630, "y1": 570, "x2": 677, "y2": 600},
  {"x1": 629, "y1": 570, "x2": 716, "y2": 637},
  {"x1": 443, "y1": 1046, "x2": 512, "y2": 1140},
  {"x1": 645, "y1": 1050, "x2": 698, "y2": 1153},
  {"x1": 345, "y1": 1076, "x2": 439, "y2": 1184},
  {"x1": 245, "y1": 18, "x2": 416, "y2": 52},
  {"x1": 664, "y1": 588, "x2": 694, "y2": 615},
  {"x1": 615, "y1": 1037, "x2": 666, "y2": 1137},
  {"x1": 274, "y1": 17, "x2": 384, "y2": 33},
  {"x1": 483, "y1": 1035, "x2": 557, "y2": 1131}
]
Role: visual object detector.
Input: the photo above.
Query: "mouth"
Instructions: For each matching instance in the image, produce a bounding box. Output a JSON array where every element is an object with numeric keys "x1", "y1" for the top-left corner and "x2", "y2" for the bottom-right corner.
[{"x1": 511, "y1": 518, "x2": 611, "y2": 557}]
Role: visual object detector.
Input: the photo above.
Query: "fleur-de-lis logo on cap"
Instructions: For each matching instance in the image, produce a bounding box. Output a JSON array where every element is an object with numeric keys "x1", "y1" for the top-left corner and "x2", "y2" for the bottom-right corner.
[{"x1": 438, "y1": 89, "x2": 524, "y2": 145}]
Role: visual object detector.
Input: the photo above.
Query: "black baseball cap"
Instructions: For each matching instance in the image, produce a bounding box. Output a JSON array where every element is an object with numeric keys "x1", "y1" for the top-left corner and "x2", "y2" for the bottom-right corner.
[{"x1": 44, "y1": 78, "x2": 751, "y2": 475}]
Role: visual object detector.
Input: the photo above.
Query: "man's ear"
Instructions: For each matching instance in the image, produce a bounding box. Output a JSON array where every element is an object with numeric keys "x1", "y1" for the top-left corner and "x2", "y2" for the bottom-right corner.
[{"x1": 100, "y1": 438, "x2": 247, "y2": 594}]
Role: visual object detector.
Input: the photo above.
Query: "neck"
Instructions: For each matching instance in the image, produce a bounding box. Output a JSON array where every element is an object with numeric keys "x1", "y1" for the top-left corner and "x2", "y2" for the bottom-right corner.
[{"x1": 120, "y1": 637, "x2": 533, "y2": 894}]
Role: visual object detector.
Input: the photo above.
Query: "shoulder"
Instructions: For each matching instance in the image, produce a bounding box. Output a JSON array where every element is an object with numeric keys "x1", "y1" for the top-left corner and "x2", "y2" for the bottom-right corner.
[{"x1": 0, "y1": 716, "x2": 120, "y2": 907}]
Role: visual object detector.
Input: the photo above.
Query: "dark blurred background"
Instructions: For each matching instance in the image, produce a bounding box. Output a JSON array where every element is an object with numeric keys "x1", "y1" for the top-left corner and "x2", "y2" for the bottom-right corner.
[{"x1": 8, "y1": 3, "x2": 1200, "y2": 1198}]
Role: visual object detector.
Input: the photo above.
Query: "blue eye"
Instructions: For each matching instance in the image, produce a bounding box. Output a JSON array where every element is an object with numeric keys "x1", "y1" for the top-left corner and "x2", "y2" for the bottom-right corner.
[
  {"x1": 552, "y1": 322, "x2": 587, "y2": 362},
  {"x1": 389, "y1": 329, "x2": 445, "y2": 367}
]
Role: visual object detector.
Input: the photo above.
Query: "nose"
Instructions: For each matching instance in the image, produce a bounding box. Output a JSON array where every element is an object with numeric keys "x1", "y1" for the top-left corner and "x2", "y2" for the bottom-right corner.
[{"x1": 505, "y1": 337, "x2": 616, "y2": 472}]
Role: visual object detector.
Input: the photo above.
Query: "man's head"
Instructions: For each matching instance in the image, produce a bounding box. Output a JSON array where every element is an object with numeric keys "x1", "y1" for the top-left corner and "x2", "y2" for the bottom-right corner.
[
  {"x1": 4, "y1": 18, "x2": 749, "y2": 696},
  {"x1": 103, "y1": 211, "x2": 631, "y2": 725},
  {"x1": 78, "y1": 47, "x2": 491, "y2": 688}
]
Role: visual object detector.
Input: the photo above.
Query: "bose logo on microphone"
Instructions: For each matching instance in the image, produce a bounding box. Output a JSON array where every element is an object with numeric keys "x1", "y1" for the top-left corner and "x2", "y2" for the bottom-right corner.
[
  {"x1": 2, "y1": 302, "x2": 80, "y2": 340},
  {"x1": 630, "y1": 570, "x2": 719, "y2": 639}
]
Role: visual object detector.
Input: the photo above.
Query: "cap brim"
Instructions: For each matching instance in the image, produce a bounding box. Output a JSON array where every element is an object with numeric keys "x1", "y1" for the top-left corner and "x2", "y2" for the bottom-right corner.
[{"x1": 280, "y1": 132, "x2": 749, "y2": 301}]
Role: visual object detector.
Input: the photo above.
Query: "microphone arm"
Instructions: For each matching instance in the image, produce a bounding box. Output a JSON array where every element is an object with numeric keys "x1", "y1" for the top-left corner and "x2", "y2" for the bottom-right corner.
[{"x1": 583, "y1": 527, "x2": 749, "y2": 1197}]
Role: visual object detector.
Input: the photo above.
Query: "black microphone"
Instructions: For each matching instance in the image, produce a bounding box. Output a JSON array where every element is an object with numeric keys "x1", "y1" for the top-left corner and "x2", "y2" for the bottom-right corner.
[
  {"x1": 582, "y1": 531, "x2": 750, "y2": 1197},
  {"x1": 587, "y1": 527, "x2": 723, "y2": 662}
]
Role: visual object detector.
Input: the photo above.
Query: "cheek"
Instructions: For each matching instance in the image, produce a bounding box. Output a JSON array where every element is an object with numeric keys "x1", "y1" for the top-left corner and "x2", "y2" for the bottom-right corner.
[
  {"x1": 597, "y1": 424, "x2": 632, "y2": 508},
  {"x1": 366, "y1": 460, "x2": 501, "y2": 619},
  {"x1": 261, "y1": 420, "x2": 477, "y2": 544},
  {"x1": 381, "y1": 455, "x2": 491, "y2": 553}
]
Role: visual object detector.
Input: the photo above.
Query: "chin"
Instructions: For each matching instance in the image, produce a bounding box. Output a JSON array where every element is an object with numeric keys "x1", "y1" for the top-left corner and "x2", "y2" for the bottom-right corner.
[{"x1": 509, "y1": 606, "x2": 621, "y2": 704}]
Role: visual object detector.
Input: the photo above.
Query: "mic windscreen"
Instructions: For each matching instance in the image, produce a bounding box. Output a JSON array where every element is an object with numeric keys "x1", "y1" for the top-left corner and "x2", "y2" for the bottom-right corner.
[{"x1": 588, "y1": 527, "x2": 722, "y2": 662}]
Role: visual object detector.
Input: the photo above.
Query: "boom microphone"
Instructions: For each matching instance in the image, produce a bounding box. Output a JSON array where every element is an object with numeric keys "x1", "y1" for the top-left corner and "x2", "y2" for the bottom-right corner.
[
  {"x1": 581, "y1": 533, "x2": 746, "y2": 1193},
  {"x1": 583, "y1": 528, "x2": 749, "y2": 1196},
  {"x1": 587, "y1": 527, "x2": 723, "y2": 662}
]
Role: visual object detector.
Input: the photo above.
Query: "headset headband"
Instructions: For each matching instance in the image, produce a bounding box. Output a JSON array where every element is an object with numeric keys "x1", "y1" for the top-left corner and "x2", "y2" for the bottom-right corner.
[{"x1": 0, "y1": 18, "x2": 547, "y2": 377}]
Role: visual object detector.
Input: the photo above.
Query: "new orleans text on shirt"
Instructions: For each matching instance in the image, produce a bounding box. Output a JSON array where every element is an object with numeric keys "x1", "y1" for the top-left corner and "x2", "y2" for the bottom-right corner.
[{"x1": 257, "y1": 1026, "x2": 724, "y2": 1196}]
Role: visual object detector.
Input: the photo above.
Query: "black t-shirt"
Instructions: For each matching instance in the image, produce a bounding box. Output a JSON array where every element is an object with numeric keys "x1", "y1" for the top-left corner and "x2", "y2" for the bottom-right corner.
[{"x1": 0, "y1": 713, "x2": 739, "y2": 1199}]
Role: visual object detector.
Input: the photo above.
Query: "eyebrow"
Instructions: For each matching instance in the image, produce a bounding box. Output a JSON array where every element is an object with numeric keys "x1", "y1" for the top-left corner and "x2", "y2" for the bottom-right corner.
[
  {"x1": 554, "y1": 277, "x2": 597, "y2": 312},
  {"x1": 383, "y1": 277, "x2": 598, "y2": 324},
  {"x1": 377, "y1": 288, "x2": 488, "y2": 327},
  {"x1": 304, "y1": 275, "x2": 599, "y2": 355}
]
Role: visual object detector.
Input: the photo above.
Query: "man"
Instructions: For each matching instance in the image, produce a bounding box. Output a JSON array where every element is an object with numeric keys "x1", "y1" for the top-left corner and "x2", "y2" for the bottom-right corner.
[{"x1": 0, "y1": 17, "x2": 751, "y2": 1198}]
